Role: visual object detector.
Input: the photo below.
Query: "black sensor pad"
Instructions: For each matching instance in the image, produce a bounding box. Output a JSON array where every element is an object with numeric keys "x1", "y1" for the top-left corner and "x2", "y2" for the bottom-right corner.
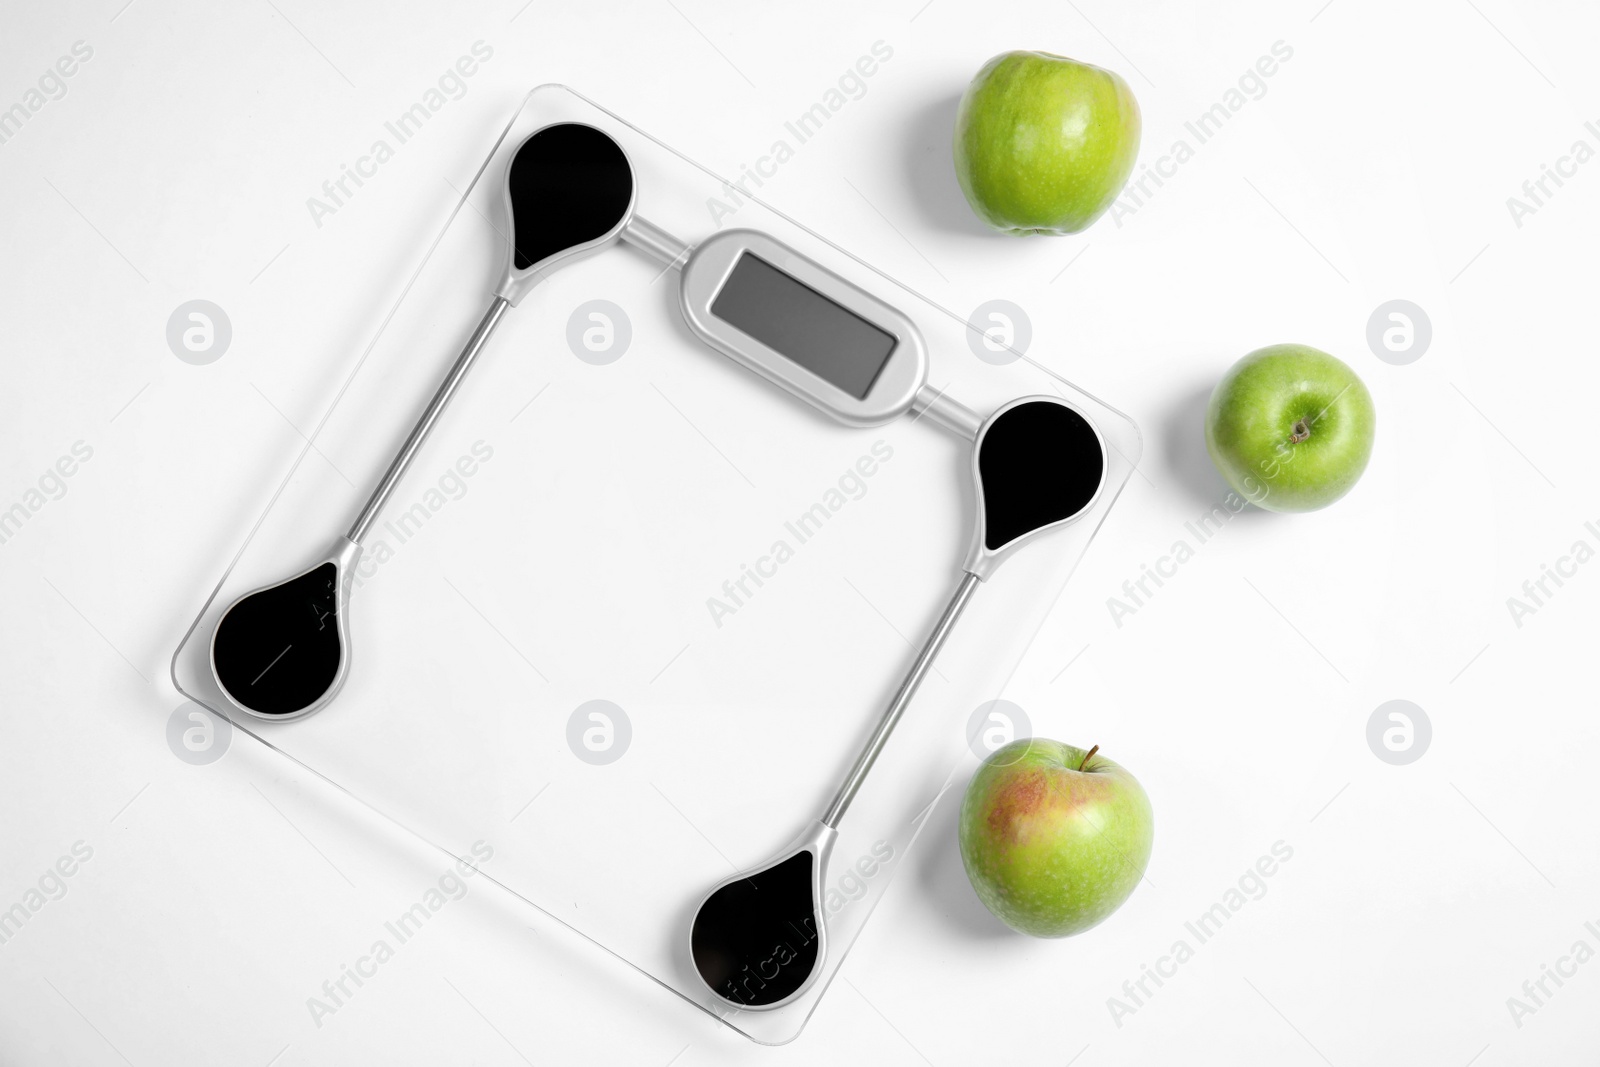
[
  {"x1": 212, "y1": 563, "x2": 343, "y2": 716},
  {"x1": 977, "y1": 401, "x2": 1104, "y2": 551},
  {"x1": 690, "y1": 850, "x2": 822, "y2": 1008},
  {"x1": 507, "y1": 123, "x2": 633, "y2": 271}
]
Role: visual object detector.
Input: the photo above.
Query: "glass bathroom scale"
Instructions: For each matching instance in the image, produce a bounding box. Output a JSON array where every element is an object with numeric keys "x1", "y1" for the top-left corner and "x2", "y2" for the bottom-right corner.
[{"x1": 171, "y1": 84, "x2": 1141, "y2": 1044}]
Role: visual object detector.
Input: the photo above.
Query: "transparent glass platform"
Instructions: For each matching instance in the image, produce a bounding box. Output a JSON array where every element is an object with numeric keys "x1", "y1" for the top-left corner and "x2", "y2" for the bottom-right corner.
[{"x1": 172, "y1": 85, "x2": 1140, "y2": 1044}]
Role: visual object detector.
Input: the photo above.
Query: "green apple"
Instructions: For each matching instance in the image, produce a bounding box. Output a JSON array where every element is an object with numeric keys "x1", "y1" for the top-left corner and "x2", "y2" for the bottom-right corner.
[
  {"x1": 958, "y1": 739, "x2": 1153, "y2": 938},
  {"x1": 1205, "y1": 344, "x2": 1377, "y2": 513},
  {"x1": 953, "y1": 51, "x2": 1141, "y2": 235}
]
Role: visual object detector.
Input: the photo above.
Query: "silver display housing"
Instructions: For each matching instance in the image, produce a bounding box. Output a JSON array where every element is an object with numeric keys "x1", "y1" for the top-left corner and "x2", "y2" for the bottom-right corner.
[{"x1": 678, "y1": 229, "x2": 929, "y2": 428}]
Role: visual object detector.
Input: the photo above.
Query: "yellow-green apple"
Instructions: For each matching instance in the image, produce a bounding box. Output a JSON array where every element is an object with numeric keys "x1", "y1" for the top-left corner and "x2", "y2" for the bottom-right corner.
[
  {"x1": 1205, "y1": 344, "x2": 1377, "y2": 512},
  {"x1": 958, "y1": 739, "x2": 1153, "y2": 937},
  {"x1": 952, "y1": 51, "x2": 1141, "y2": 234}
]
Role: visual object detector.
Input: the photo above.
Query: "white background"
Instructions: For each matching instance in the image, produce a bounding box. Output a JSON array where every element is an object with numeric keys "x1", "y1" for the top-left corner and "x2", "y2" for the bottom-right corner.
[{"x1": 2, "y1": 0, "x2": 1598, "y2": 1063}]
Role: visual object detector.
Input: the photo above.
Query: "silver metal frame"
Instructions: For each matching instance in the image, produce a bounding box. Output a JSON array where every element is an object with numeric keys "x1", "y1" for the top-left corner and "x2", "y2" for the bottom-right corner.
[
  {"x1": 690, "y1": 394, "x2": 1108, "y2": 1010},
  {"x1": 210, "y1": 121, "x2": 640, "y2": 723},
  {"x1": 347, "y1": 299, "x2": 511, "y2": 545},
  {"x1": 821, "y1": 573, "x2": 980, "y2": 829}
]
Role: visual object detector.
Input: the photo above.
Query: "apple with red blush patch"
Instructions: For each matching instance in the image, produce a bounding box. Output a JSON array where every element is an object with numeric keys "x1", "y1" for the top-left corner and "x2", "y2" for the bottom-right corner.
[{"x1": 958, "y1": 738, "x2": 1153, "y2": 937}]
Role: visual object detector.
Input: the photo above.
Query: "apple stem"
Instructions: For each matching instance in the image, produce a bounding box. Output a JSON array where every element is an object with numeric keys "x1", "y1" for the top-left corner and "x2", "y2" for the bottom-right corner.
[
  {"x1": 1290, "y1": 418, "x2": 1311, "y2": 443},
  {"x1": 1078, "y1": 744, "x2": 1100, "y2": 771}
]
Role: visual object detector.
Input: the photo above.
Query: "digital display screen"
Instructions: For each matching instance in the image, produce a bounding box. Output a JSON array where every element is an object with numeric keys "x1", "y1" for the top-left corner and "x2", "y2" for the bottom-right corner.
[{"x1": 710, "y1": 253, "x2": 896, "y2": 400}]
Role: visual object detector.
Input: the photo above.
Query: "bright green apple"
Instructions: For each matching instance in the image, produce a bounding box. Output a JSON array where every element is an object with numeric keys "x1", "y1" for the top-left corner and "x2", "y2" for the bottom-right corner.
[
  {"x1": 953, "y1": 51, "x2": 1141, "y2": 235},
  {"x1": 958, "y1": 739, "x2": 1153, "y2": 938},
  {"x1": 1205, "y1": 344, "x2": 1377, "y2": 513}
]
